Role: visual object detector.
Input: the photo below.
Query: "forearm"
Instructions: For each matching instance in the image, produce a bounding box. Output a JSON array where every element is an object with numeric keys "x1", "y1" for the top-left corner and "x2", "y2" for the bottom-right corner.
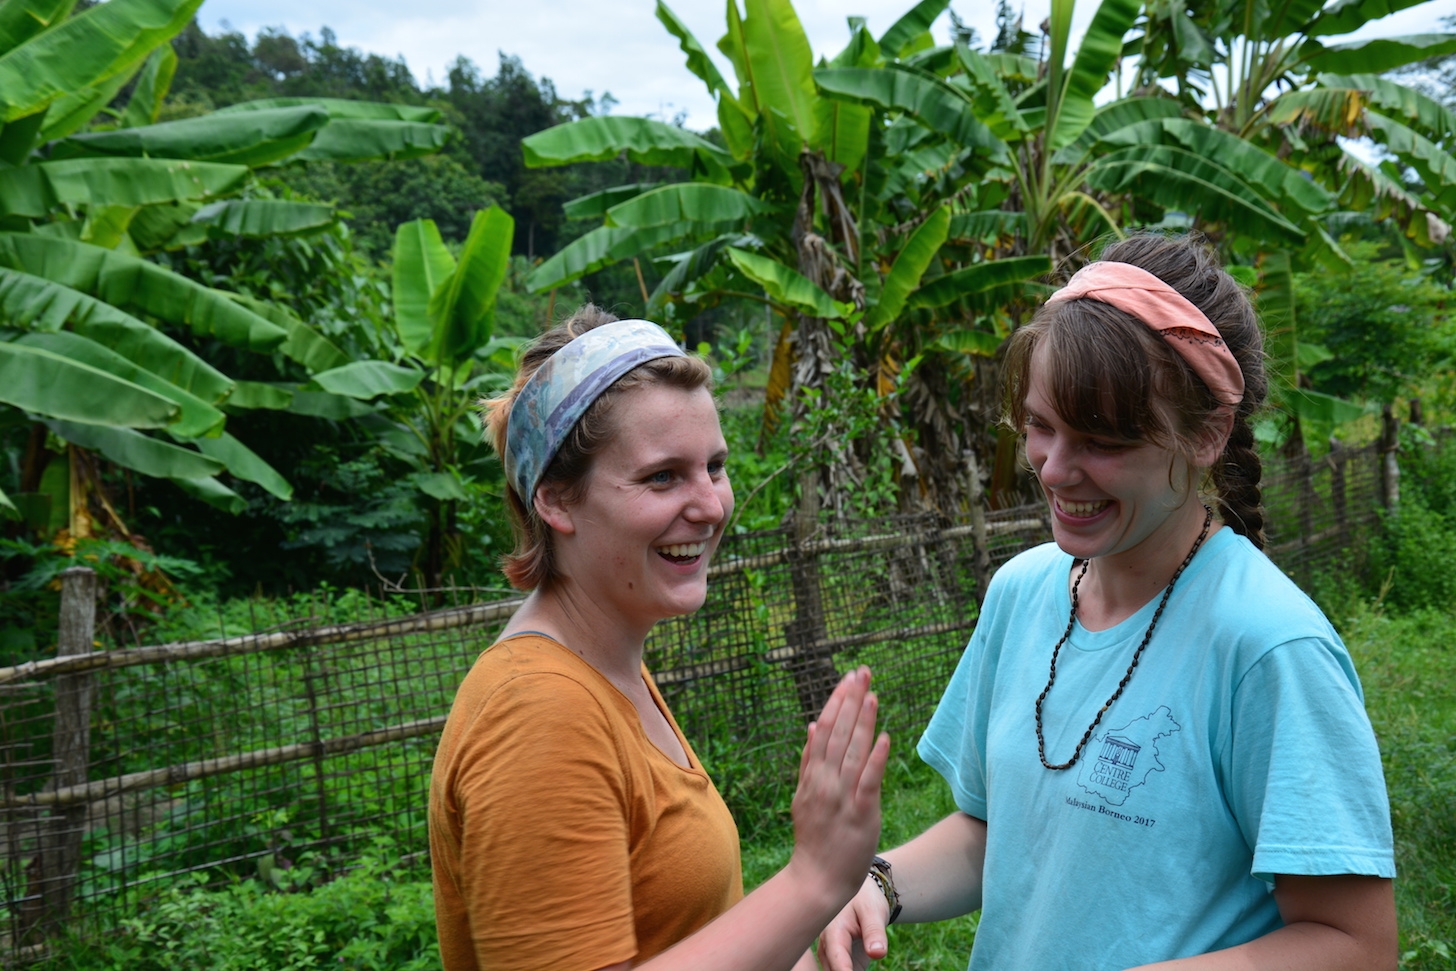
[
  {"x1": 635, "y1": 857, "x2": 846, "y2": 971},
  {"x1": 880, "y1": 811, "x2": 987, "y2": 923},
  {"x1": 1129, "y1": 876, "x2": 1397, "y2": 971}
]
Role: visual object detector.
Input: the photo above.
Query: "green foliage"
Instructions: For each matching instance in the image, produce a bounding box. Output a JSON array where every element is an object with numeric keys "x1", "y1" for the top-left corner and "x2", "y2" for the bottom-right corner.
[
  {"x1": 41, "y1": 846, "x2": 439, "y2": 971},
  {"x1": 1295, "y1": 240, "x2": 1454, "y2": 406},
  {"x1": 1366, "y1": 433, "x2": 1456, "y2": 611}
]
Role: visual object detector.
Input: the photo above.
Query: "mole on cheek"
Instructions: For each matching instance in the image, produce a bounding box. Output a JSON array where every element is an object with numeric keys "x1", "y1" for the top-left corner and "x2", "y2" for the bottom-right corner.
[{"x1": 628, "y1": 582, "x2": 634, "y2": 590}]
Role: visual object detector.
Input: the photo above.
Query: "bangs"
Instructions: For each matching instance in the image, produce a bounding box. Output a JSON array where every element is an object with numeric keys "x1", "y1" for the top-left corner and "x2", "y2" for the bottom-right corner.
[{"x1": 1006, "y1": 299, "x2": 1183, "y2": 447}]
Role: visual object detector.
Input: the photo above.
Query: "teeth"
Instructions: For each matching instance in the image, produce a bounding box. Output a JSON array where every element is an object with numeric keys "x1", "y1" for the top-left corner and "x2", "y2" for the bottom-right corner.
[
  {"x1": 658, "y1": 542, "x2": 707, "y2": 558},
  {"x1": 1060, "y1": 499, "x2": 1109, "y2": 517}
]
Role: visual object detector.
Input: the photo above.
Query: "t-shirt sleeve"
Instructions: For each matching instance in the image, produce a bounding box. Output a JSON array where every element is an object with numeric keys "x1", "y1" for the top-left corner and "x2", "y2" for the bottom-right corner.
[
  {"x1": 1225, "y1": 638, "x2": 1396, "y2": 883},
  {"x1": 918, "y1": 622, "x2": 993, "y2": 821},
  {"x1": 452, "y1": 672, "x2": 638, "y2": 971}
]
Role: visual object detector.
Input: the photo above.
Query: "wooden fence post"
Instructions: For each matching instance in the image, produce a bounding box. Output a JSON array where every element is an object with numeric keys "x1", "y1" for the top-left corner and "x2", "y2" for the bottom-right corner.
[
  {"x1": 783, "y1": 469, "x2": 837, "y2": 722},
  {"x1": 966, "y1": 453, "x2": 992, "y2": 608},
  {"x1": 1380, "y1": 403, "x2": 1400, "y2": 511},
  {"x1": 21, "y1": 566, "x2": 97, "y2": 941}
]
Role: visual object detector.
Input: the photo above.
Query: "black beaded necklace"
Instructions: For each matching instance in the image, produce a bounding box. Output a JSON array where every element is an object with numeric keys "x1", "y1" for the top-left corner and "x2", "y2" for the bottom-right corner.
[{"x1": 1034, "y1": 504, "x2": 1214, "y2": 771}]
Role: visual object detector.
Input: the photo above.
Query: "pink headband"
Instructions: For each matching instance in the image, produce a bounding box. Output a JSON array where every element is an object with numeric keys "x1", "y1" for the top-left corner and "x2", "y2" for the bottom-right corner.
[{"x1": 1045, "y1": 261, "x2": 1244, "y2": 408}]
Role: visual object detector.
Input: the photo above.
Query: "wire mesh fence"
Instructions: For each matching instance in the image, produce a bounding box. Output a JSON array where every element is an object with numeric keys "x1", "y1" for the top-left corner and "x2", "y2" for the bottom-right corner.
[{"x1": 0, "y1": 440, "x2": 1390, "y2": 958}]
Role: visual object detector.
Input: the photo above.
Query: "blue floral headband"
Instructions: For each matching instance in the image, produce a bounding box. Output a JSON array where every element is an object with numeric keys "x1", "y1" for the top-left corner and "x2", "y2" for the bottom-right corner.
[{"x1": 504, "y1": 319, "x2": 686, "y2": 503}]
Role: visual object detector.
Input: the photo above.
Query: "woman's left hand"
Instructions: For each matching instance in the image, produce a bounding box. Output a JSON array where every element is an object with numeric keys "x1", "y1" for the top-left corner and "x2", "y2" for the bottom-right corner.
[{"x1": 786, "y1": 666, "x2": 891, "y2": 904}]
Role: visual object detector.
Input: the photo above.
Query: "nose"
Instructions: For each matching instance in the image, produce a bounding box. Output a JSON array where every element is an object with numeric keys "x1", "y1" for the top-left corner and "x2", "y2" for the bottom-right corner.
[
  {"x1": 1031, "y1": 434, "x2": 1080, "y2": 491},
  {"x1": 684, "y1": 468, "x2": 730, "y2": 526}
]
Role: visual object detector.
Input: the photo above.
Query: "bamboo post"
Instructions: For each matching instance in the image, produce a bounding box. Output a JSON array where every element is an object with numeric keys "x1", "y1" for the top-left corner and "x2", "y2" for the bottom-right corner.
[
  {"x1": 1328, "y1": 442, "x2": 1349, "y2": 551},
  {"x1": 783, "y1": 469, "x2": 837, "y2": 722},
  {"x1": 23, "y1": 566, "x2": 97, "y2": 940},
  {"x1": 966, "y1": 453, "x2": 993, "y2": 608}
]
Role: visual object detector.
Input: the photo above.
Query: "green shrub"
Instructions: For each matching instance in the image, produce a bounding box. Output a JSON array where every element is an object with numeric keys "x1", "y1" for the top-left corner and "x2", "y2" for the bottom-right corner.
[
  {"x1": 44, "y1": 845, "x2": 438, "y2": 971},
  {"x1": 1367, "y1": 498, "x2": 1456, "y2": 613}
]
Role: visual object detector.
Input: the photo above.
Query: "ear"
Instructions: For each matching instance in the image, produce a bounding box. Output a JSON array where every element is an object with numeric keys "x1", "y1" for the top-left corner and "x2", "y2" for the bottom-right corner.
[
  {"x1": 533, "y1": 483, "x2": 576, "y2": 536},
  {"x1": 1194, "y1": 409, "x2": 1236, "y2": 468}
]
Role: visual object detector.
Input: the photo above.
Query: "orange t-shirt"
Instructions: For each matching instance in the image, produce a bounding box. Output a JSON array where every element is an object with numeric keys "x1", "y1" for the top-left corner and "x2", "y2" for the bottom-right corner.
[{"x1": 429, "y1": 634, "x2": 743, "y2": 971}]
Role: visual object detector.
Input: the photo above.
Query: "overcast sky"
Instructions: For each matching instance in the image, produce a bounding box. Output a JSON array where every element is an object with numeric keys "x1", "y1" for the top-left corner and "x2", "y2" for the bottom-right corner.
[{"x1": 195, "y1": 0, "x2": 1456, "y2": 129}]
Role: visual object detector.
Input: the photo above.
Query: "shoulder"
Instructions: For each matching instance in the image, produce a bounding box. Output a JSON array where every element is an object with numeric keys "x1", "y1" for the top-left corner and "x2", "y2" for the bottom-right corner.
[
  {"x1": 448, "y1": 634, "x2": 625, "y2": 737},
  {"x1": 1194, "y1": 531, "x2": 1340, "y2": 646},
  {"x1": 986, "y1": 542, "x2": 1068, "y2": 597}
]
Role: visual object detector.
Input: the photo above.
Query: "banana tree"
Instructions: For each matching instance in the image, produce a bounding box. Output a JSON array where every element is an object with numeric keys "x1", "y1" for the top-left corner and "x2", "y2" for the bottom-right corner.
[
  {"x1": 522, "y1": 0, "x2": 1060, "y2": 519},
  {"x1": 0, "y1": 0, "x2": 451, "y2": 544},
  {"x1": 308, "y1": 207, "x2": 522, "y2": 587},
  {"x1": 1122, "y1": 0, "x2": 1456, "y2": 449}
]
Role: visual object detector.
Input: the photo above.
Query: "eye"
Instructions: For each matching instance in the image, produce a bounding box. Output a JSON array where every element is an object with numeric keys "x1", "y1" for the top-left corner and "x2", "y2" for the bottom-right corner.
[
  {"x1": 646, "y1": 469, "x2": 675, "y2": 485},
  {"x1": 1088, "y1": 438, "x2": 1132, "y2": 453},
  {"x1": 708, "y1": 458, "x2": 728, "y2": 478}
]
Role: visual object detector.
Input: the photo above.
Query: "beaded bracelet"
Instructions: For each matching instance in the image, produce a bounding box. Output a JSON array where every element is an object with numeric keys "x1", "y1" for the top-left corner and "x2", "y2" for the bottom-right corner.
[{"x1": 867, "y1": 856, "x2": 902, "y2": 925}]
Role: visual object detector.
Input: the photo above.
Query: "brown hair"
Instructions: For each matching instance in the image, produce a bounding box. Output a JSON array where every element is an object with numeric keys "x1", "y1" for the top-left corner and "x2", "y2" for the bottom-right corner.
[
  {"x1": 482, "y1": 305, "x2": 713, "y2": 590},
  {"x1": 1003, "y1": 233, "x2": 1270, "y2": 548}
]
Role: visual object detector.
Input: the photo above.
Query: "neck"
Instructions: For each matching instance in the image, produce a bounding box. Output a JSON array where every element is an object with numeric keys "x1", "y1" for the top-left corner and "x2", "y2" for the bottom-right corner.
[
  {"x1": 1078, "y1": 503, "x2": 1216, "y2": 630},
  {"x1": 504, "y1": 583, "x2": 650, "y2": 688}
]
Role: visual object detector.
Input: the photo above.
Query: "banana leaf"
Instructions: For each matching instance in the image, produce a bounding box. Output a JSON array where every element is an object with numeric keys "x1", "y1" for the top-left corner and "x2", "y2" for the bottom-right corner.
[
  {"x1": 647, "y1": 232, "x2": 754, "y2": 315},
  {"x1": 814, "y1": 65, "x2": 1007, "y2": 161},
  {"x1": 656, "y1": 1, "x2": 734, "y2": 101},
  {"x1": 0, "y1": 266, "x2": 231, "y2": 401},
  {"x1": 190, "y1": 200, "x2": 336, "y2": 238},
  {"x1": 523, "y1": 116, "x2": 737, "y2": 171},
  {"x1": 190, "y1": 432, "x2": 292, "y2": 499},
  {"x1": 293, "y1": 118, "x2": 450, "y2": 162},
  {"x1": 0, "y1": 482, "x2": 17, "y2": 520},
  {"x1": 118, "y1": 43, "x2": 175, "y2": 128},
  {"x1": 1050, "y1": 0, "x2": 1141, "y2": 149},
  {"x1": 0, "y1": 233, "x2": 288, "y2": 352},
  {"x1": 1097, "y1": 118, "x2": 1335, "y2": 216},
  {"x1": 933, "y1": 328, "x2": 1005, "y2": 356},
  {"x1": 726, "y1": 247, "x2": 846, "y2": 319},
  {"x1": 740, "y1": 0, "x2": 818, "y2": 162},
  {"x1": 526, "y1": 221, "x2": 705, "y2": 292},
  {"x1": 287, "y1": 389, "x2": 376, "y2": 420},
  {"x1": 563, "y1": 183, "x2": 663, "y2": 220},
  {"x1": 0, "y1": 0, "x2": 202, "y2": 123},
  {"x1": 50, "y1": 105, "x2": 329, "y2": 165},
  {"x1": 224, "y1": 292, "x2": 351, "y2": 373},
  {"x1": 1303, "y1": 33, "x2": 1456, "y2": 74},
  {"x1": 393, "y1": 218, "x2": 457, "y2": 359},
  {"x1": 1304, "y1": 0, "x2": 1434, "y2": 38},
  {"x1": 605, "y1": 183, "x2": 773, "y2": 228},
  {"x1": 865, "y1": 205, "x2": 950, "y2": 330},
  {"x1": 35, "y1": 68, "x2": 136, "y2": 144},
  {"x1": 428, "y1": 205, "x2": 513, "y2": 363},
  {"x1": 953, "y1": 45, "x2": 1032, "y2": 141},
  {"x1": 907, "y1": 254, "x2": 1053, "y2": 310},
  {"x1": 45, "y1": 418, "x2": 222, "y2": 479},
  {"x1": 1051, "y1": 96, "x2": 1185, "y2": 165},
  {"x1": 0, "y1": 107, "x2": 48, "y2": 166},
  {"x1": 227, "y1": 381, "x2": 293, "y2": 411},
  {"x1": 17, "y1": 331, "x2": 224, "y2": 437},
  {"x1": 169, "y1": 474, "x2": 246, "y2": 513},
  {"x1": 215, "y1": 97, "x2": 441, "y2": 123},
  {"x1": 0, "y1": 340, "x2": 178, "y2": 427},
  {"x1": 0, "y1": 158, "x2": 248, "y2": 217},
  {"x1": 1082, "y1": 145, "x2": 1305, "y2": 243},
  {"x1": 1364, "y1": 112, "x2": 1456, "y2": 211},
  {"x1": 311, "y1": 361, "x2": 425, "y2": 399},
  {"x1": 946, "y1": 210, "x2": 1028, "y2": 243},
  {"x1": 1315, "y1": 73, "x2": 1456, "y2": 145},
  {"x1": 879, "y1": 0, "x2": 951, "y2": 59},
  {"x1": 0, "y1": 0, "x2": 75, "y2": 53}
]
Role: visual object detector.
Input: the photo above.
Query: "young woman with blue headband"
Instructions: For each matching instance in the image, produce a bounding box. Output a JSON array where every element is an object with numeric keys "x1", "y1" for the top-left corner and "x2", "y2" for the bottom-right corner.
[
  {"x1": 817, "y1": 235, "x2": 1396, "y2": 970},
  {"x1": 429, "y1": 305, "x2": 890, "y2": 971}
]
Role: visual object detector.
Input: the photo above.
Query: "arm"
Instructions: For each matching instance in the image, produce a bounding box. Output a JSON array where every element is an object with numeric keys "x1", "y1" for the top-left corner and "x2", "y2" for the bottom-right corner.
[
  {"x1": 594, "y1": 666, "x2": 890, "y2": 971},
  {"x1": 817, "y1": 810, "x2": 988, "y2": 971},
  {"x1": 1127, "y1": 874, "x2": 1396, "y2": 971}
]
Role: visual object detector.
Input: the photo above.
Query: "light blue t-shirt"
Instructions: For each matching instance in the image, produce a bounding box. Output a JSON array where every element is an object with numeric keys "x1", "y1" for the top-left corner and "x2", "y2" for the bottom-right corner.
[{"x1": 918, "y1": 528, "x2": 1394, "y2": 971}]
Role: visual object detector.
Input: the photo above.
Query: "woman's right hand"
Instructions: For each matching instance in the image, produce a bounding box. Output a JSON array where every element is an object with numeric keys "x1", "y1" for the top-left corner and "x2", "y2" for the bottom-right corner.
[
  {"x1": 817, "y1": 878, "x2": 892, "y2": 971},
  {"x1": 786, "y1": 666, "x2": 891, "y2": 905}
]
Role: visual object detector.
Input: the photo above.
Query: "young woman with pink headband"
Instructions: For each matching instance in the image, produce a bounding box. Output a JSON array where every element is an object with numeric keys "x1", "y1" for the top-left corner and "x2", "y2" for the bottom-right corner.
[{"x1": 817, "y1": 234, "x2": 1397, "y2": 971}]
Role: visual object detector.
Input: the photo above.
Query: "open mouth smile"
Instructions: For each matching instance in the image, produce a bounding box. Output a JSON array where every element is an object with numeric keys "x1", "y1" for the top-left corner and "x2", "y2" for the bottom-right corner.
[
  {"x1": 656, "y1": 541, "x2": 708, "y2": 563},
  {"x1": 1057, "y1": 499, "x2": 1110, "y2": 518}
]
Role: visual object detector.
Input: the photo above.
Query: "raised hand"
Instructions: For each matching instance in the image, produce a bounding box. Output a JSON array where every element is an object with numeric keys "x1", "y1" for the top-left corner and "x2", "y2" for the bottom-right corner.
[{"x1": 787, "y1": 666, "x2": 891, "y2": 904}]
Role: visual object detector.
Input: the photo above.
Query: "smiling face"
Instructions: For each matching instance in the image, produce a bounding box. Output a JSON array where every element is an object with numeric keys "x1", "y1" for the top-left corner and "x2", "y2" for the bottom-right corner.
[
  {"x1": 1022, "y1": 345, "x2": 1210, "y2": 568},
  {"x1": 542, "y1": 383, "x2": 733, "y2": 634}
]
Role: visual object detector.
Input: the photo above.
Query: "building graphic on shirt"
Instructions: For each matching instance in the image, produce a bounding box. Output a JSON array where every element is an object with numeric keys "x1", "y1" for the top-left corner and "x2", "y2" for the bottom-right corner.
[{"x1": 1077, "y1": 706, "x2": 1181, "y2": 806}]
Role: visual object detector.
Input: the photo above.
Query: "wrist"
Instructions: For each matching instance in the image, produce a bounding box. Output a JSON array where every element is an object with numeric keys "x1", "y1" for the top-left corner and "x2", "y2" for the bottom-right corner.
[{"x1": 867, "y1": 855, "x2": 902, "y2": 925}]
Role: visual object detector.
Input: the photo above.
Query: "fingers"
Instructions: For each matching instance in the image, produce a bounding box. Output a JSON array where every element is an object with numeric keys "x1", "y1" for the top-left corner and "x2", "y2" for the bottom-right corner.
[{"x1": 819, "y1": 666, "x2": 871, "y2": 769}]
